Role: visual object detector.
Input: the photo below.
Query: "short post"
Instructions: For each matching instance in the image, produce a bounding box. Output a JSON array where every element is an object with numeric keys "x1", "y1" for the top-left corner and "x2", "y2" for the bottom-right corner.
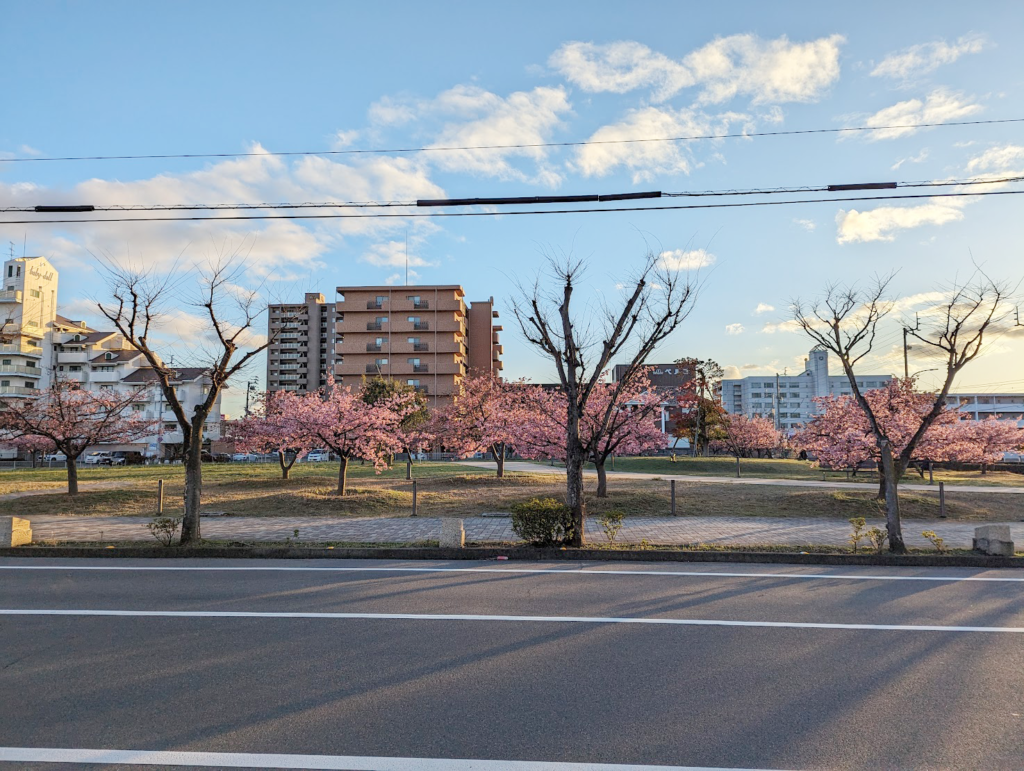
[
  {"x1": 939, "y1": 481, "x2": 946, "y2": 518},
  {"x1": 670, "y1": 479, "x2": 676, "y2": 516},
  {"x1": 611, "y1": 454, "x2": 615, "y2": 470},
  {"x1": 411, "y1": 479, "x2": 418, "y2": 517},
  {"x1": 157, "y1": 479, "x2": 164, "y2": 515}
]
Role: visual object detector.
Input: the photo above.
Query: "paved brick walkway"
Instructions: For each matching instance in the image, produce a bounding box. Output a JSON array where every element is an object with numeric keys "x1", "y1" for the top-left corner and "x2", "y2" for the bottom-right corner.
[{"x1": 22, "y1": 514, "x2": 1024, "y2": 549}]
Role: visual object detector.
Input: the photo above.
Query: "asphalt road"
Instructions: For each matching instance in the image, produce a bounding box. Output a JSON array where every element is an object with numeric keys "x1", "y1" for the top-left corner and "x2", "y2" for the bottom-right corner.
[{"x1": 2, "y1": 559, "x2": 1024, "y2": 770}]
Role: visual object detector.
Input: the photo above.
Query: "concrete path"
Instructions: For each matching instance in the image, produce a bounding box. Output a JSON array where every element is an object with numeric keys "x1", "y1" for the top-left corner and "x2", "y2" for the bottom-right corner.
[
  {"x1": 464, "y1": 460, "x2": 1024, "y2": 494},
  {"x1": 23, "y1": 513, "x2": 1024, "y2": 549}
]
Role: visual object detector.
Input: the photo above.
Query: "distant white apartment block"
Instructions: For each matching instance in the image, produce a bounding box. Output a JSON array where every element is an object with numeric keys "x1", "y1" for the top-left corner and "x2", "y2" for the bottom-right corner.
[
  {"x1": 719, "y1": 347, "x2": 895, "y2": 431},
  {"x1": 945, "y1": 393, "x2": 1024, "y2": 427},
  {"x1": 0, "y1": 256, "x2": 223, "y2": 459}
]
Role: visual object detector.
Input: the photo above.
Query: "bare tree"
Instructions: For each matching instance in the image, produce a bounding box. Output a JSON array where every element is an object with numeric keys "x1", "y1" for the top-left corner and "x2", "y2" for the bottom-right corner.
[
  {"x1": 98, "y1": 257, "x2": 292, "y2": 544},
  {"x1": 513, "y1": 253, "x2": 699, "y2": 546},
  {"x1": 792, "y1": 272, "x2": 1011, "y2": 553}
]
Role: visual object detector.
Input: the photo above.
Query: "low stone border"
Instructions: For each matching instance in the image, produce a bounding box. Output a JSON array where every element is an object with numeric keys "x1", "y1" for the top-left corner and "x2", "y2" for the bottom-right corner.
[{"x1": 2, "y1": 545, "x2": 1023, "y2": 568}]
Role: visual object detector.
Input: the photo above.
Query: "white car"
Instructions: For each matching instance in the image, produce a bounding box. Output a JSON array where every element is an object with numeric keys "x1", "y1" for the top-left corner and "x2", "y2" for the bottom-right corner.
[
  {"x1": 42, "y1": 452, "x2": 67, "y2": 462},
  {"x1": 306, "y1": 450, "x2": 331, "y2": 462},
  {"x1": 83, "y1": 451, "x2": 117, "y2": 466}
]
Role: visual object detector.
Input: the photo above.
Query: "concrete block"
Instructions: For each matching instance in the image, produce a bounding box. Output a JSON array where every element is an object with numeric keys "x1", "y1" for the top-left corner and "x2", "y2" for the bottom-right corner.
[
  {"x1": 439, "y1": 518, "x2": 465, "y2": 549},
  {"x1": 1, "y1": 517, "x2": 32, "y2": 547},
  {"x1": 973, "y1": 525, "x2": 1014, "y2": 556}
]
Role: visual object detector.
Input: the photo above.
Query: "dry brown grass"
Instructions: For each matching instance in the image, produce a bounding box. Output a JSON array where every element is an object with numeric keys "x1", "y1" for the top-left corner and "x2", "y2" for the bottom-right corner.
[{"x1": 3, "y1": 468, "x2": 1021, "y2": 522}]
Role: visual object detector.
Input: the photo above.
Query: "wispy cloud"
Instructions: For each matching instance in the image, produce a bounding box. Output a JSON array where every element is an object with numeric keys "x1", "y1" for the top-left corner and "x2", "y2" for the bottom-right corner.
[
  {"x1": 753, "y1": 303, "x2": 775, "y2": 315},
  {"x1": 860, "y1": 88, "x2": 982, "y2": 141},
  {"x1": 657, "y1": 248, "x2": 715, "y2": 271},
  {"x1": 793, "y1": 218, "x2": 816, "y2": 231},
  {"x1": 871, "y1": 35, "x2": 988, "y2": 82},
  {"x1": 891, "y1": 148, "x2": 929, "y2": 170},
  {"x1": 835, "y1": 201, "x2": 965, "y2": 244},
  {"x1": 725, "y1": 323, "x2": 744, "y2": 335}
]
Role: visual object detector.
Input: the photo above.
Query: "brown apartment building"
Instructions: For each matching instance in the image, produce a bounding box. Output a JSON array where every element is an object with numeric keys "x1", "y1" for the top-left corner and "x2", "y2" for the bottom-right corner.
[{"x1": 267, "y1": 285, "x2": 502, "y2": 408}]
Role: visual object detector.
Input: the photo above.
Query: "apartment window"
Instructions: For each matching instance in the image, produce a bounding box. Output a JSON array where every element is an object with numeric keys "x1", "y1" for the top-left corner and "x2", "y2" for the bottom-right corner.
[
  {"x1": 751, "y1": 392, "x2": 761, "y2": 398},
  {"x1": 69, "y1": 365, "x2": 82, "y2": 372},
  {"x1": 16, "y1": 267, "x2": 20, "y2": 277},
  {"x1": 407, "y1": 296, "x2": 420, "y2": 304},
  {"x1": 764, "y1": 383, "x2": 774, "y2": 389},
  {"x1": 375, "y1": 337, "x2": 386, "y2": 346},
  {"x1": 377, "y1": 296, "x2": 386, "y2": 305},
  {"x1": 97, "y1": 366, "x2": 114, "y2": 372},
  {"x1": 407, "y1": 380, "x2": 420, "y2": 386},
  {"x1": 5, "y1": 267, "x2": 10, "y2": 277},
  {"x1": 407, "y1": 316, "x2": 420, "y2": 324},
  {"x1": 24, "y1": 381, "x2": 32, "y2": 388},
  {"x1": 376, "y1": 317, "x2": 388, "y2": 324},
  {"x1": 407, "y1": 358, "x2": 420, "y2": 366},
  {"x1": 164, "y1": 422, "x2": 177, "y2": 431},
  {"x1": 1, "y1": 359, "x2": 9, "y2": 365},
  {"x1": 375, "y1": 358, "x2": 388, "y2": 366},
  {"x1": 29, "y1": 289, "x2": 41, "y2": 298},
  {"x1": 105, "y1": 352, "x2": 116, "y2": 360},
  {"x1": 407, "y1": 337, "x2": 420, "y2": 345}
]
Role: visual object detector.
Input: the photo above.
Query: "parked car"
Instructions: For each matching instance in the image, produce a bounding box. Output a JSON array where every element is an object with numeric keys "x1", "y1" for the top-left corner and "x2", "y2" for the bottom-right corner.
[
  {"x1": 83, "y1": 451, "x2": 118, "y2": 466},
  {"x1": 42, "y1": 452, "x2": 67, "y2": 463},
  {"x1": 231, "y1": 452, "x2": 260, "y2": 462},
  {"x1": 111, "y1": 450, "x2": 145, "y2": 466},
  {"x1": 305, "y1": 450, "x2": 331, "y2": 462}
]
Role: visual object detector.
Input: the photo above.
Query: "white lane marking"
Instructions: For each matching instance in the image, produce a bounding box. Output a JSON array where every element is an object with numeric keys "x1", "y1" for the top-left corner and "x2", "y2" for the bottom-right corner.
[
  {"x1": 2, "y1": 608, "x2": 1022, "y2": 633},
  {"x1": 1, "y1": 563, "x2": 1023, "y2": 583},
  {"x1": 0, "y1": 747, "x2": 772, "y2": 770}
]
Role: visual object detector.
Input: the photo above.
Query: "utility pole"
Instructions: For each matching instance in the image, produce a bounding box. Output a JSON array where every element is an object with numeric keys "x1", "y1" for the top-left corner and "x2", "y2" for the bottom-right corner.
[
  {"x1": 903, "y1": 314, "x2": 920, "y2": 380},
  {"x1": 775, "y1": 373, "x2": 781, "y2": 430}
]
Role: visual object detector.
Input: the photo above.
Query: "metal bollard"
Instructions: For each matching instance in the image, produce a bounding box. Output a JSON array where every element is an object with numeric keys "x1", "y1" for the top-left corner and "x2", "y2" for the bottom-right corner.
[
  {"x1": 939, "y1": 481, "x2": 946, "y2": 518},
  {"x1": 670, "y1": 479, "x2": 676, "y2": 516},
  {"x1": 157, "y1": 479, "x2": 164, "y2": 515},
  {"x1": 411, "y1": 479, "x2": 418, "y2": 517}
]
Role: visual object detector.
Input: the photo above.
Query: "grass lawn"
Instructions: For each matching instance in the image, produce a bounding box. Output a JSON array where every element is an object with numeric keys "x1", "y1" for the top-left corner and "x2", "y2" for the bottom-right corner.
[
  {"x1": 573, "y1": 456, "x2": 1024, "y2": 487},
  {"x1": 2, "y1": 460, "x2": 1020, "y2": 522}
]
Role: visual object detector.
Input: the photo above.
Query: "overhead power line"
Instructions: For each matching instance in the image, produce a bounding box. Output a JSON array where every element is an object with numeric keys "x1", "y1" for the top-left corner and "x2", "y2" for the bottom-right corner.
[
  {"x1": 3, "y1": 188, "x2": 1021, "y2": 225},
  {"x1": 3, "y1": 176, "x2": 1020, "y2": 214},
  {"x1": 3, "y1": 118, "x2": 1023, "y2": 164}
]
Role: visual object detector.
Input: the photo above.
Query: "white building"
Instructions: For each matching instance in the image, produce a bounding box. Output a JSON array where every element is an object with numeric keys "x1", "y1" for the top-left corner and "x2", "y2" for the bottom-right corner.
[
  {"x1": 945, "y1": 393, "x2": 1024, "y2": 427},
  {"x1": 719, "y1": 347, "x2": 895, "y2": 431},
  {"x1": 0, "y1": 256, "x2": 223, "y2": 459}
]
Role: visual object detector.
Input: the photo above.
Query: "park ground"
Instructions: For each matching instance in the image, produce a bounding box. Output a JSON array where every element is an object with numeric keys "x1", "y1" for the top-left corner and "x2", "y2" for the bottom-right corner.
[{"x1": 2, "y1": 457, "x2": 1022, "y2": 523}]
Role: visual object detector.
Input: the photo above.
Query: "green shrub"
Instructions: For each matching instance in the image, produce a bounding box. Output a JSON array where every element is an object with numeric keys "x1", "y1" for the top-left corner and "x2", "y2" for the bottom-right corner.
[
  {"x1": 922, "y1": 530, "x2": 946, "y2": 553},
  {"x1": 145, "y1": 516, "x2": 182, "y2": 547},
  {"x1": 598, "y1": 510, "x2": 625, "y2": 542},
  {"x1": 510, "y1": 497, "x2": 575, "y2": 546},
  {"x1": 848, "y1": 517, "x2": 868, "y2": 554}
]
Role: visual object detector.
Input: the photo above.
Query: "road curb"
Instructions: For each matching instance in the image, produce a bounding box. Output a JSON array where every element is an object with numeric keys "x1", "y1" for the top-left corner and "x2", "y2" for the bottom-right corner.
[{"x1": 1, "y1": 545, "x2": 1023, "y2": 568}]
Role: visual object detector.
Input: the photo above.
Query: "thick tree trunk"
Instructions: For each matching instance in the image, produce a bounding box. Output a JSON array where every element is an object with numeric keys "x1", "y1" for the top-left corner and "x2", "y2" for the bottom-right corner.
[
  {"x1": 880, "y1": 442, "x2": 906, "y2": 553},
  {"x1": 337, "y1": 455, "x2": 349, "y2": 495},
  {"x1": 180, "y1": 427, "x2": 204, "y2": 545},
  {"x1": 565, "y1": 433, "x2": 586, "y2": 547},
  {"x1": 278, "y1": 450, "x2": 290, "y2": 480},
  {"x1": 493, "y1": 444, "x2": 505, "y2": 479},
  {"x1": 66, "y1": 456, "x2": 79, "y2": 495},
  {"x1": 981, "y1": 463, "x2": 988, "y2": 476},
  {"x1": 595, "y1": 460, "x2": 608, "y2": 498},
  {"x1": 876, "y1": 473, "x2": 886, "y2": 502}
]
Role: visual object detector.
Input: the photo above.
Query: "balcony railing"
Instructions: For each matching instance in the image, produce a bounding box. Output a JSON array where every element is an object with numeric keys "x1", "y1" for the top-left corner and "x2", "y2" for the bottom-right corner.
[
  {"x1": 413, "y1": 343, "x2": 429, "y2": 352},
  {"x1": 413, "y1": 365, "x2": 429, "y2": 373},
  {"x1": 0, "y1": 386, "x2": 35, "y2": 395},
  {"x1": 367, "y1": 301, "x2": 384, "y2": 309},
  {"x1": 366, "y1": 344, "x2": 383, "y2": 352},
  {"x1": 366, "y1": 322, "x2": 383, "y2": 331},
  {"x1": 0, "y1": 365, "x2": 40, "y2": 376},
  {"x1": 0, "y1": 343, "x2": 43, "y2": 357},
  {"x1": 413, "y1": 386, "x2": 428, "y2": 395},
  {"x1": 413, "y1": 322, "x2": 429, "y2": 331},
  {"x1": 0, "y1": 290, "x2": 23, "y2": 303},
  {"x1": 366, "y1": 364, "x2": 384, "y2": 374},
  {"x1": 412, "y1": 301, "x2": 429, "y2": 309}
]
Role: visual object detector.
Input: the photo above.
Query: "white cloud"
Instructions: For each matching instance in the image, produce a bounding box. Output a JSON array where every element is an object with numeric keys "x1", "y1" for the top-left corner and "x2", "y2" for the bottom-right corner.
[
  {"x1": 760, "y1": 319, "x2": 801, "y2": 334},
  {"x1": 361, "y1": 240, "x2": 436, "y2": 268},
  {"x1": 891, "y1": 148, "x2": 929, "y2": 170},
  {"x1": 657, "y1": 248, "x2": 715, "y2": 271},
  {"x1": 966, "y1": 144, "x2": 1024, "y2": 173},
  {"x1": 753, "y1": 303, "x2": 775, "y2": 315},
  {"x1": 385, "y1": 270, "x2": 420, "y2": 286},
  {"x1": 19, "y1": 144, "x2": 42, "y2": 156},
  {"x1": 369, "y1": 85, "x2": 572, "y2": 185},
  {"x1": 550, "y1": 34, "x2": 844, "y2": 105},
  {"x1": 835, "y1": 201, "x2": 965, "y2": 243},
  {"x1": 793, "y1": 218, "x2": 816, "y2": 231},
  {"x1": 572, "y1": 107, "x2": 748, "y2": 182},
  {"x1": 332, "y1": 130, "x2": 360, "y2": 149},
  {"x1": 871, "y1": 35, "x2": 987, "y2": 81},
  {"x1": 725, "y1": 323, "x2": 744, "y2": 335},
  {"x1": 861, "y1": 88, "x2": 982, "y2": 141}
]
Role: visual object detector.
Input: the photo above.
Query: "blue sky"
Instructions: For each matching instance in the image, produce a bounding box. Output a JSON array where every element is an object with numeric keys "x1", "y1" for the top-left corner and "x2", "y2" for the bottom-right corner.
[{"x1": 3, "y1": 1, "x2": 1023, "y2": 415}]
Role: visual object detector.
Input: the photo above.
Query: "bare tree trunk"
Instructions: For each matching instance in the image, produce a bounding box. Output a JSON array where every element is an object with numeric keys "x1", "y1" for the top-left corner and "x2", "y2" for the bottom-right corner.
[
  {"x1": 492, "y1": 443, "x2": 505, "y2": 479},
  {"x1": 278, "y1": 450, "x2": 290, "y2": 480},
  {"x1": 879, "y1": 442, "x2": 906, "y2": 553},
  {"x1": 337, "y1": 455, "x2": 349, "y2": 495},
  {"x1": 595, "y1": 459, "x2": 608, "y2": 498},
  {"x1": 876, "y1": 473, "x2": 886, "y2": 502},
  {"x1": 565, "y1": 410, "x2": 586, "y2": 546},
  {"x1": 66, "y1": 456, "x2": 79, "y2": 495},
  {"x1": 981, "y1": 462, "x2": 988, "y2": 476},
  {"x1": 180, "y1": 427, "x2": 204, "y2": 545},
  {"x1": 406, "y1": 456, "x2": 413, "y2": 481}
]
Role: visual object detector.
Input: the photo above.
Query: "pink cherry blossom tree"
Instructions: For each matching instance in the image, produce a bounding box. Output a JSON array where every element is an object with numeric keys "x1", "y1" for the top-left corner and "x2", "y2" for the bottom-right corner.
[
  {"x1": 715, "y1": 414, "x2": 780, "y2": 475},
  {"x1": 232, "y1": 390, "x2": 310, "y2": 479},
  {"x1": 435, "y1": 375, "x2": 545, "y2": 478},
  {"x1": 290, "y1": 376, "x2": 413, "y2": 495},
  {"x1": 11, "y1": 434, "x2": 56, "y2": 468},
  {"x1": 0, "y1": 378, "x2": 155, "y2": 494},
  {"x1": 943, "y1": 416, "x2": 1024, "y2": 474}
]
